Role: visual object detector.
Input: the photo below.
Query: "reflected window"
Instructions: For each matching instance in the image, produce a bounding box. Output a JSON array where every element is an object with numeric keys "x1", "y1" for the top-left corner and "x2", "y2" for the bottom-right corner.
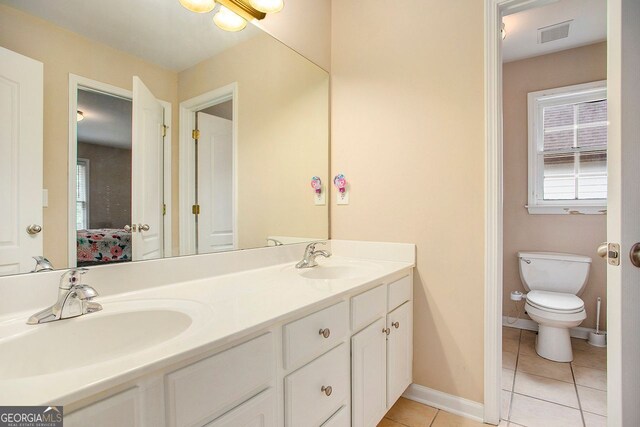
[{"x1": 76, "y1": 158, "x2": 90, "y2": 229}]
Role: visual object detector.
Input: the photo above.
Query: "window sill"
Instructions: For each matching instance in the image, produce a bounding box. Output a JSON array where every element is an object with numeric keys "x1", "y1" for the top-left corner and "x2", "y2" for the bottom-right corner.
[{"x1": 526, "y1": 205, "x2": 607, "y2": 215}]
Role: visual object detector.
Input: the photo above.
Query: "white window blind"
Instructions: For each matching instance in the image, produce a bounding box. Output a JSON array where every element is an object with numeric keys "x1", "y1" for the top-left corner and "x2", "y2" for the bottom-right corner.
[
  {"x1": 527, "y1": 81, "x2": 607, "y2": 214},
  {"x1": 77, "y1": 158, "x2": 89, "y2": 229}
]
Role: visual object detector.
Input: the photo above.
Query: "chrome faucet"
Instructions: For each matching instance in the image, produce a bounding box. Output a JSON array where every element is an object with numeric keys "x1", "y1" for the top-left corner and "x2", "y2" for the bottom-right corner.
[
  {"x1": 27, "y1": 268, "x2": 102, "y2": 325},
  {"x1": 296, "y1": 242, "x2": 331, "y2": 269},
  {"x1": 31, "y1": 256, "x2": 54, "y2": 272}
]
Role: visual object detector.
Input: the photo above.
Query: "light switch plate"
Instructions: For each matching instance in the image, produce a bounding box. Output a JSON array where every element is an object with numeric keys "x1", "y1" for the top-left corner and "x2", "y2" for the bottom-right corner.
[{"x1": 337, "y1": 190, "x2": 349, "y2": 205}]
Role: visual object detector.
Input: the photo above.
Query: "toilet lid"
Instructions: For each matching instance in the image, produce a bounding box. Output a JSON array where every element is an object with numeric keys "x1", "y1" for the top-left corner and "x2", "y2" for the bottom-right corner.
[{"x1": 526, "y1": 290, "x2": 585, "y2": 313}]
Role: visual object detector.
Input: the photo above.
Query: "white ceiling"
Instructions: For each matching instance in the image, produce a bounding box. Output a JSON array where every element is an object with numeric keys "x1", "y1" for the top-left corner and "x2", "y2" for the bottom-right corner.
[
  {"x1": 77, "y1": 90, "x2": 132, "y2": 149},
  {"x1": 0, "y1": 0, "x2": 262, "y2": 71},
  {"x1": 502, "y1": 0, "x2": 607, "y2": 63}
]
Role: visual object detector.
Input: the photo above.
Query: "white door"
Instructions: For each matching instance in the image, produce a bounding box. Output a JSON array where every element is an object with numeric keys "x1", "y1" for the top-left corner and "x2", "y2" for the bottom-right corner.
[
  {"x1": 351, "y1": 317, "x2": 387, "y2": 427},
  {"x1": 386, "y1": 302, "x2": 413, "y2": 407},
  {"x1": 607, "y1": 1, "x2": 640, "y2": 425},
  {"x1": 0, "y1": 47, "x2": 43, "y2": 275},
  {"x1": 131, "y1": 76, "x2": 164, "y2": 261},
  {"x1": 197, "y1": 112, "x2": 234, "y2": 253}
]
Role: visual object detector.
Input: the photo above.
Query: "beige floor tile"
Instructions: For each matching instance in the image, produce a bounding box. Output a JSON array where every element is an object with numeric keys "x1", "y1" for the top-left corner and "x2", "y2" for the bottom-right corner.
[
  {"x1": 516, "y1": 353, "x2": 573, "y2": 383},
  {"x1": 573, "y1": 347, "x2": 607, "y2": 370},
  {"x1": 503, "y1": 351, "x2": 517, "y2": 370},
  {"x1": 513, "y1": 372, "x2": 579, "y2": 408},
  {"x1": 570, "y1": 337, "x2": 593, "y2": 352},
  {"x1": 573, "y1": 365, "x2": 607, "y2": 391},
  {"x1": 378, "y1": 418, "x2": 406, "y2": 427},
  {"x1": 502, "y1": 368, "x2": 515, "y2": 391},
  {"x1": 583, "y1": 411, "x2": 607, "y2": 427},
  {"x1": 384, "y1": 397, "x2": 438, "y2": 427},
  {"x1": 502, "y1": 391, "x2": 511, "y2": 420},
  {"x1": 430, "y1": 411, "x2": 485, "y2": 426},
  {"x1": 503, "y1": 327, "x2": 521, "y2": 340},
  {"x1": 510, "y1": 393, "x2": 583, "y2": 427},
  {"x1": 578, "y1": 385, "x2": 607, "y2": 416},
  {"x1": 518, "y1": 332, "x2": 538, "y2": 357},
  {"x1": 503, "y1": 336, "x2": 520, "y2": 354}
]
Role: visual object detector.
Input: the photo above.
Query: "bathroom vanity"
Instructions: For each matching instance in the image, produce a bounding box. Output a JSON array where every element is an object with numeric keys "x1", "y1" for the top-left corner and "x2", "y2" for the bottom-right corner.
[{"x1": 0, "y1": 240, "x2": 415, "y2": 427}]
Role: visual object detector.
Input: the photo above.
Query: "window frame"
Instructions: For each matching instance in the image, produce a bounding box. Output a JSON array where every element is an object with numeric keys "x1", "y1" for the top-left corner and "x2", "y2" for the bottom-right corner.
[
  {"x1": 527, "y1": 80, "x2": 608, "y2": 215},
  {"x1": 76, "y1": 157, "x2": 90, "y2": 230}
]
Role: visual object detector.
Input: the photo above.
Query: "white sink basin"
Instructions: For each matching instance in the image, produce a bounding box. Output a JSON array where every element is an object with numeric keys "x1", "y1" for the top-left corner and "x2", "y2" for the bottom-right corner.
[
  {"x1": 0, "y1": 299, "x2": 208, "y2": 379},
  {"x1": 286, "y1": 259, "x2": 382, "y2": 280}
]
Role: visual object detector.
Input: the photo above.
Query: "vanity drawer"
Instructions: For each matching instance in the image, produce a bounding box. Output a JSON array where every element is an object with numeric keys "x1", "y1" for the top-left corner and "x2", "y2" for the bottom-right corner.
[
  {"x1": 351, "y1": 284, "x2": 386, "y2": 332},
  {"x1": 388, "y1": 275, "x2": 412, "y2": 312},
  {"x1": 284, "y1": 343, "x2": 350, "y2": 427},
  {"x1": 283, "y1": 301, "x2": 348, "y2": 369},
  {"x1": 165, "y1": 333, "x2": 274, "y2": 427}
]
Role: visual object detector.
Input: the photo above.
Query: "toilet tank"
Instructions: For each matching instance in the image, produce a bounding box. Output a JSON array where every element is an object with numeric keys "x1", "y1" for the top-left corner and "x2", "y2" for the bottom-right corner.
[{"x1": 517, "y1": 251, "x2": 592, "y2": 295}]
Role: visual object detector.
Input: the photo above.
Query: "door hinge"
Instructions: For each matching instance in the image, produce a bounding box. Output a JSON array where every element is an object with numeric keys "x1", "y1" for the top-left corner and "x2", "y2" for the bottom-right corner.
[
  {"x1": 192, "y1": 129, "x2": 200, "y2": 140},
  {"x1": 162, "y1": 204, "x2": 166, "y2": 216},
  {"x1": 162, "y1": 125, "x2": 168, "y2": 137},
  {"x1": 192, "y1": 204, "x2": 200, "y2": 215}
]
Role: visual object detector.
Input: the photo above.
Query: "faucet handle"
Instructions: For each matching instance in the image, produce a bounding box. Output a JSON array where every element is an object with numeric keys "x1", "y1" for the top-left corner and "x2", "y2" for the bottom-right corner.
[
  {"x1": 59, "y1": 267, "x2": 89, "y2": 290},
  {"x1": 307, "y1": 241, "x2": 326, "y2": 251}
]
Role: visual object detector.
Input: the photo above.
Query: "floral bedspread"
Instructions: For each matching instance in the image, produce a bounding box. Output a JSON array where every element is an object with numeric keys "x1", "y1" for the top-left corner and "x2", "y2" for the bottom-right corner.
[{"x1": 77, "y1": 229, "x2": 132, "y2": 264}]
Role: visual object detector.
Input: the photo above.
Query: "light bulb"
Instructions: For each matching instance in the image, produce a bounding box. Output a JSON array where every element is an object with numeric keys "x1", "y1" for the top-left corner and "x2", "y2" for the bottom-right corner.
[
  {"x1": 77, "y1": 110, "x2": 84, "y2": 122},
  {"x1": 213, "y1": 6, "x2": 247, "y2": 32},
  {"x1": 249, "y1": 0, "x2": 284, "y2": 13},
  {"x1": 178, "y1": 0, "x2": 216, "y2": 13}
]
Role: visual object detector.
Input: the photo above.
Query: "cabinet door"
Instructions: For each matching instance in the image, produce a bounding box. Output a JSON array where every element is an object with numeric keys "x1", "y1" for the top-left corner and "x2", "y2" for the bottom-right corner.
[
  {"x1": 65, "y1": 388, "x2": 141, "y2": 427},
  {"x1": 351, "y1": 317, "x2": 387, "y2": 427},
  {"x1": 387, "y1": 301, "x2": 413, "y2": 407},
  {"x1": 206, "y1": 389, "x2": 276, "y2": 427}
]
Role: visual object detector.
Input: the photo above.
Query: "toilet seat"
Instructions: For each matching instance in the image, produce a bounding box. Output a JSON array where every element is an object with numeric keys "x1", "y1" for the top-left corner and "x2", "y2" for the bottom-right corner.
[{"x1": 526, "y1": 290, "x2": 584, "y2": 314}]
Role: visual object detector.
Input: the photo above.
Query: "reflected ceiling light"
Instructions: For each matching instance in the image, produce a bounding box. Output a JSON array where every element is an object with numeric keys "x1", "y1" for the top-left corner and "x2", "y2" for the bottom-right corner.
[
  {"x1": 213, "y1": 5, "x2": 247, "y2": 31},
  {"x1": 249, "y1": 0, "x2": 284, "y2": 13},
  {"x1": 179, "y1": 0, "x2": 216, "y2": 13},
  {"x1": 502, "y1": 23, "x2": 507, "y2": 40},
  {"x1": 77, "y1": 110, "x2": 84, "y2": 122}
]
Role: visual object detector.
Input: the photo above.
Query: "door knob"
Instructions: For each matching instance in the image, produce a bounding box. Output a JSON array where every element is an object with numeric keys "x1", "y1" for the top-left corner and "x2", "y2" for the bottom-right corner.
[
  {"x1": 26, "y1": 224, "x2": 42, "y2": 235},
  {"x1": 124, "y1": 224, "x2": 137, "y2": 233},
  {"x1": 138, "y1": 224, "x2": 150, "y2": 232},
  {"x1": 597, "y1": 242, "x2": 607, "y2": 258},
  {"x1": 630, "y1": 243, "x2": 640, "y2": 268}
]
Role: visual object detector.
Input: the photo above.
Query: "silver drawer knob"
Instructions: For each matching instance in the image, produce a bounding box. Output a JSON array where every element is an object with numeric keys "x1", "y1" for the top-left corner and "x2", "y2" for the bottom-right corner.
[
  {"x1": 26, "y1": 224, "x2": 42, "y2": 235},
  {"x1": 138, "y1": 224, "x2": 150, "y2": 232},
  {"x1": 392, "y1": 321, "x2": 400, "y2": 329},
  {"x1": 319, "y1": 328, "x2": 330, "y2": 338},
  {"x1": 321, "y1": 385, "x2": 332, "y2": 396},
  {"x1": 383, "y1": 327, "x2": 391, "y2": 335}
]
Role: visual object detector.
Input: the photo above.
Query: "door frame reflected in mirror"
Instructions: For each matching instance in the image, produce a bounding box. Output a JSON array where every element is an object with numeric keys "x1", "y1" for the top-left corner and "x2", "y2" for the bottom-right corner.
[{"x1": 67, "y1": 74, "x2": 173, "y2": 267}]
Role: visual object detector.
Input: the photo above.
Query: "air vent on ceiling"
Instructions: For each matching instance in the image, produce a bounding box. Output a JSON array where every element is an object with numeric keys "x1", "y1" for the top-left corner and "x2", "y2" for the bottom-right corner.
[{"x1": 538, "y1": 20, "x2": 573, "y2": 44}]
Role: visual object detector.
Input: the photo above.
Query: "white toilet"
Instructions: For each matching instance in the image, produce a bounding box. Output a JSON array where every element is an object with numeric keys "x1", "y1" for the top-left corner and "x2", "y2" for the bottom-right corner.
[{"x1": 517, "y1": 251, "x2": 591, "y2": 362}]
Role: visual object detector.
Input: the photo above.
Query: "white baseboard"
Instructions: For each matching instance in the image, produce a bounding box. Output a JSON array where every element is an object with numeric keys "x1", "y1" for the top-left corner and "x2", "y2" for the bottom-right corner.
[
  {"x1": 402, "y1": 383, "x2": 484, "y2": 423},
  {"x1": 502, "y1": 316, "x2": 602, "y2": 340}
]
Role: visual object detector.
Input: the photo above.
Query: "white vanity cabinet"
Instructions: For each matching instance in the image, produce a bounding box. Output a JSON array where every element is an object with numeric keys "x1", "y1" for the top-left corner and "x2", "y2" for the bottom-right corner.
[
  {"x1": 350, "y1": 274, "x2": 414, "y2": 427},
  {"x1": 64, "y1": 269, "x2": 414, "y2": 427}
]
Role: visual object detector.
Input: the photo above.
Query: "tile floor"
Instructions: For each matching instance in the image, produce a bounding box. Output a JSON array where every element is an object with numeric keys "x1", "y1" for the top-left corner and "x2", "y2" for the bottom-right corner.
[
  {"x1": 377, "y1": 326, "x2": 607, "y2": 427},
  {"x1": 501, "y1": 326, "x2": 607, "y2": 427}
]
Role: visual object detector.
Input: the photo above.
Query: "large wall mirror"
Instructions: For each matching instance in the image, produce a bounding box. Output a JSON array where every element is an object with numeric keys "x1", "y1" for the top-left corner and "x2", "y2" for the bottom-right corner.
[{"x1": 0, "y1": 0, "x2": 329, "y2": 276}]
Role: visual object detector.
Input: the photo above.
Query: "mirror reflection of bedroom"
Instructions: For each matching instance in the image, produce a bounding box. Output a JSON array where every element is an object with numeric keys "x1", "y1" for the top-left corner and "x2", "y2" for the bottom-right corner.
[{"x1": 76, "y1": 88, "x2": 133, "y2": 267}]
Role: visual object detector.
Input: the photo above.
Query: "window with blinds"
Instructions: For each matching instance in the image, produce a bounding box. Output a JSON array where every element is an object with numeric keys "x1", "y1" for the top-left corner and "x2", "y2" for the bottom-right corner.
[
  {"x1": 77, "y1": 158, "x2": 89, "y2": 230},
  {"x1": 527, "y1": 81, "x2": 607, "y2": 214}
]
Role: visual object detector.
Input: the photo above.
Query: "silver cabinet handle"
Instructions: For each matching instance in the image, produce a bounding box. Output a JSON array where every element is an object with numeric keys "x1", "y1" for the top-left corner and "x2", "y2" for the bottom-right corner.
[
  {"x1": 392, "y1": 321, "x2": 400, "y2": 329},
  {"x1": 383, "y1": 327, "x2": 390, "y2": 335},
  {"x1": 26, "y1": 224, "x2": 42, "y2": 235},
  {"x1": 321, "y1": 385, "x2": 332, "y2": 396},
  {"x1": 319, "y1": 328, "x2": 330, "y2": 339},
  {"x1": 124, "y1": 225, "x2": 133, "y2": 233},
  {"x1": 138, "y1": 224, "x2": 150, "y2": 232}
]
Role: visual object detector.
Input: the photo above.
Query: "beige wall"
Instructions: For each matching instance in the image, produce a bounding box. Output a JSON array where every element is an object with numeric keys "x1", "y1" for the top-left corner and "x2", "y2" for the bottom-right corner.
[
  {"x1": 256, "y1": 0, "x2": 331, "y2": 71},
  {"x1": 503, "y1": 43, "x2": 608, "y2": 330},
  {"x1": 179, "y1": 33, "x2": 329, "y2": 249},
  {"x1": 0, "y1": 4, "x2": 180, "y2": 267},
  {"x1": 330, "y1": 0, "x2": 485, "y2": 403}
]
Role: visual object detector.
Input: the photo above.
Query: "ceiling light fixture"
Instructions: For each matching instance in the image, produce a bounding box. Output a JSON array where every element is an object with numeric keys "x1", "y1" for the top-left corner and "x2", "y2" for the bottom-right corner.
[
  {"x1": 249, "y1": 0, "x2": 284, "y2": 13},
  {"x1": 179, "y1": 0, "x2": 280, "y2": 32},
  {"x1": 77, "y1": 110, "x2": 84, "y2": 122},
  {"x1": 179, "y1": 0, "x2": 216, "y2": 13}
]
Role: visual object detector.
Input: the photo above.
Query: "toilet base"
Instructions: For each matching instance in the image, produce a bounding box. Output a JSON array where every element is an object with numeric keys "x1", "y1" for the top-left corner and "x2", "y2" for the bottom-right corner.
[{"x1": 535, "y1": 325, "x2": 573, "y2": 362}]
